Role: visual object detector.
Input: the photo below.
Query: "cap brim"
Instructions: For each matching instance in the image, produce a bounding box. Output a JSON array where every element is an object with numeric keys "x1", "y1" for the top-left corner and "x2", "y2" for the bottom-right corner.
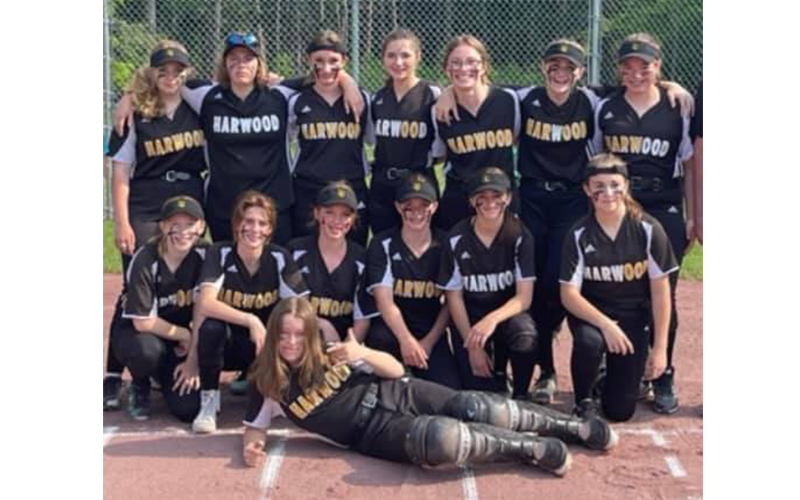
[
  {"x1": 618, "y1": 53, "x2": 656, "y2": 63},
  {"x1": 544, "y1": 54, "x2": 584, "y2": 67},
  {"x1": 398, "y1": 193, "x2": 436, "y2": 202},
  {"x1": 224, "y1": 44, "x2": 259, "y2": 58}
]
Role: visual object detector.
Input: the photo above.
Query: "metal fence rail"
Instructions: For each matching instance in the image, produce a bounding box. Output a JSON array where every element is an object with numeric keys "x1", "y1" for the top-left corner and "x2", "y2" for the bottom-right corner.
[{"x1": 103, "y1": 0, "x2": 702, "y2": 218}]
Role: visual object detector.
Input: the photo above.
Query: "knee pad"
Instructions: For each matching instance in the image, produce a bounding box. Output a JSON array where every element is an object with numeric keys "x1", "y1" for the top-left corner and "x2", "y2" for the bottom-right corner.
[
  {"x1": 443, "y1": 391, "x2": 518, "y2": 430},
  {"x1": 404, "y1": 416, "x2": 469, "y2": 467},
  {"x1": 504, "y1": 315, "x2": 537, "y2": 353}
]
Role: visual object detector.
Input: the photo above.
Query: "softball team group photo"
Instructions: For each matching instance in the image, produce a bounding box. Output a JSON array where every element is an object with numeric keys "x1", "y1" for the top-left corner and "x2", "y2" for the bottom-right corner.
[{"x1": 103, "y1": 25, "x2": 702, "y2": 478}]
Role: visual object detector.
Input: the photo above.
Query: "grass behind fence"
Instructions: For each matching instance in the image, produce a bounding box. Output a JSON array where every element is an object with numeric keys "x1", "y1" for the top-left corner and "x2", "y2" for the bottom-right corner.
[{"x1": 102, "y1": 219, "x2": 703, "y2": 280}]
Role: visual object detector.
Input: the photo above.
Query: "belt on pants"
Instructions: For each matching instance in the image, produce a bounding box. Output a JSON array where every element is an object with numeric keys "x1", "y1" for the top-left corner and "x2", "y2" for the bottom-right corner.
[
  {"x1": 533, "y1": 179, "x2": 577, "y2": 192},
  {"x1": 353, "y1": 382, "x2": 379, "y2": 429},
  {"x1": 629, "y1": 176, "x2": 673, "y2": 193},
  {"x1": 162, "y1": 170, "x2": 194, "y2": 182}
]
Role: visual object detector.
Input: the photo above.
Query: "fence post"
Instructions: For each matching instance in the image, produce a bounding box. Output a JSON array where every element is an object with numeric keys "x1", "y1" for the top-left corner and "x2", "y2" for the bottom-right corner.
[
  {"x1": 588, "y1": 0, "x2": 602, "y2": 86},
  {"x1": 351, "y1": 0, "x2": 360, "y2": 83},
  {"x1": 104, "y1": 0, "x2": 112, "y2": 219}
]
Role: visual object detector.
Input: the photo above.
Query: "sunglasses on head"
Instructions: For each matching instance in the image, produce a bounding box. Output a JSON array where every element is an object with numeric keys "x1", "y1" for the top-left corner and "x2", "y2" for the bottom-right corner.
[{"x1": 225, "y1": 32, "x2": 258, "y2": 49}]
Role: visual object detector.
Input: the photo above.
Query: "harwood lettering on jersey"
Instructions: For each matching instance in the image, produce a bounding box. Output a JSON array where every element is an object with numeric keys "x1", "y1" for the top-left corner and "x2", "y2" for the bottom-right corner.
[
  {"x1": 375, "y1": 119, "x2": 428, "y2": 139},
  {"x1": 446, "y1": 128, "x2": 513, "y2": 155},
  {"x1": 301, "y1": 121, "x2": 362, "y2": 140},
  {"x1": 604, "y1": 135, "x2": 669, "y2": 158},
  {"x1": 218, "y1": 287, "x2": 278, "y2": 310},
  {"x1": 463, "y1": 271, "x2": 515, "y2": 292},
  {"x1": 525, "y1": 119, "x2": 587, "y2": 142},
  {"x1": 287, "y1": 364, "x2": 353, "y2": 420},
  {"x1": 310, "y1": 296, "x2": 353, "y2": 318},
  {"x1": 212, "y1": 115, "x2": 280, "y2": 134},
  {"x1": 143, "y1": 130, "x2": 204, "y2": 158},
  {"x1": 394, "y1": 279, "x2": 441, "y2": 299},
  {"x1": 582, "y1": 259, "x2": 648, "y2": 282},
  {"x1": 157, "y1": 287, "x2": 195, "y2": 309}
]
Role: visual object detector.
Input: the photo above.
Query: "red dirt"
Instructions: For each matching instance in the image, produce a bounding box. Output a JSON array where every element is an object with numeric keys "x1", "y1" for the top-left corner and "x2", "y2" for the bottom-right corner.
[{"x1": 103, "y1": 274, "x2": 702, "y2": 500}]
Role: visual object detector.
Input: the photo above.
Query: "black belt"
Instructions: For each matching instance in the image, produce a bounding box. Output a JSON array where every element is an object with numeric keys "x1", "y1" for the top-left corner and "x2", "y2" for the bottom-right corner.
[
  {"x1": 162, "y1": 170, "x2": 195, "y2": 182},
  {"x1": 533, "y1": 180, "x2": 577, "y2": 192},
  {"x1": 353, "y1": 382, "x2": 379, "y2": 429},
  {"x1": 384, "y1": 167, "x2": 411, "y2": 181},
  {"x1": 629, "y1": 176, "x2": 673, "y2": 193}
]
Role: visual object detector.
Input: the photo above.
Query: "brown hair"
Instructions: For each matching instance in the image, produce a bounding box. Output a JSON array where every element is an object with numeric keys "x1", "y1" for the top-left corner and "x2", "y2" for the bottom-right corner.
[
  {"x1": 126, "y1": 40, "x2": 192, "y2": 119},
  {"x1": 214, "y1": 45, "x2": 269, "y2": 89},
  {"x1": 304, "y1": 30, "x2": 347, "y2": 85},
  {"x1": 230, "y1": 190, "x2": 278, "y2": 244},
  {"x1": 616, "y1": 32, "x2": 663, "y2": 83},
  {"x1": 249, "y1": 297, "x2": 330, "y2": 403},
  {"x1": 584, "y1": 153, "x2": 644, "y2": 221},
  {"x1": 381, "y1": 29, "x2": 421, "y2": 87},
  {"x1": 442, "y1": 34, "x2": 491, "y2": 85}
]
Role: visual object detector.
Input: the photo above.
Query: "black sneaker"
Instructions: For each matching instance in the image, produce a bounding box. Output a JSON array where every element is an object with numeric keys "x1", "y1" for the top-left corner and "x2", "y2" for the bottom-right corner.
[
  {"x1": 529, "y1": 437, "x2": 571, "y2": 476},
  {"x1": 230, "y1": 371, "x2": 249, "y2": 396},
  {"x1": 653, "y1": 367, "x2": 679, "y2": 414},
  {"x1": 103, "y1": 376, "x2": 122, "y2": 412},
  {"x1": 128, "y1": 382, "x2": 151, "y2": 421},
  {"x1": 531, "y1": 375, "x2": 557, "y2": 405},
  {"x1": 573, "y1": 397, "x2": 602, "y2": 421}
]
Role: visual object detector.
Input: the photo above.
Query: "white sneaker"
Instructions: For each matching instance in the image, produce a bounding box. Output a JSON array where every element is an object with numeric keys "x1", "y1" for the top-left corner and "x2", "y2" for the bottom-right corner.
[{"x1": 192, "y1": 390, "x2": 220, "y2": 434}]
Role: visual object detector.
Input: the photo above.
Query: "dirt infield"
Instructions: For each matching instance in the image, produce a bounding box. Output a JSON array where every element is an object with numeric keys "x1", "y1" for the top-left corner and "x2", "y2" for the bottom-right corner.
[{"x1": 103, "y1": 274, "x2": 702, "y2": 500}]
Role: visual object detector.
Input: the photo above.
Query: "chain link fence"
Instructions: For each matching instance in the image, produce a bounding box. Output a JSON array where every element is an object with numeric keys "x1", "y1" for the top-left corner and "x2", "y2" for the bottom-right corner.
[{"x1": 103, "y1": 0, "x2": 702, "y2": 217}]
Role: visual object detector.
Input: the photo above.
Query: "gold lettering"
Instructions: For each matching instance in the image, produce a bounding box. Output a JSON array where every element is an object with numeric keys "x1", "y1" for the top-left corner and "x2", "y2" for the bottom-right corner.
[
  {"x1": 401, "y1": 121, "x2": 409, "y2": 138},
  {"x1": 463, "y1": 134, "x2": 475, "y2": 153},
  {"x1": 325, "y1": 122, "x2": 338, "y2": 138},
  {"x1": 162, "y1": 136, "x2": 174, "y2": 154},
  {"x1": 232, "y1": 291, "x2": 243, "y2": 308},
  {"x1": 288, "y1": 401, "x2": 308, "y2": 419},
  {"x1": 172, "y1": 133, "x2": 185, "y2": 151},
  {"x1": 409, "y1": 121, "x2": 418, "y2": 138},
  {"x1": 144, "y1": 141, "x2": 156, "y2": 157},
  {"x1": 624, "y1": 263, "x2": 635, "y2": 281},
  {"x1": 473, "y1": 131, "x2": 486, "y2": 150},
  {"x1": 486, "y1": 130, "x2": 496, "y2": 148},
  {"x1": 629, "y1": 136, "x2": 643, "y2": 154}
]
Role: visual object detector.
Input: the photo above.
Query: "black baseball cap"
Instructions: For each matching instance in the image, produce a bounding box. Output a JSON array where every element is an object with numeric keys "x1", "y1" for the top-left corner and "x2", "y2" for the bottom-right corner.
[
  {"x1": 468, "y1": 168, "x2": 512, "y2": 196},
  {"x1": 543, "y1": 41, "x2": 586, "y2": 67},
  {"x1": 617, "y1": 40, "x2": 661, "y2": 63},
  {"x1": 316, "y1": 182, "x2": 358, "y2": 211},
  {"x1": 150, "y1": 47, "x2": 190, "y2": 68},
  {"x1": 223, "y1": 32, "x2": 260, "y2": 58},
  {"x1": 159, "y1": 195, "x2": 204, "y2": 221},
  {"x1": 396, "y1": 173, "x2": 438, "y2": 203}
]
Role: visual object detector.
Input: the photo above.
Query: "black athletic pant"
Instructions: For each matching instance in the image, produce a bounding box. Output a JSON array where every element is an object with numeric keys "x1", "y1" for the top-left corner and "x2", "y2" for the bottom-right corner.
[
  {"x1": 451, "y1": 313, "x2": 537, "y2": 398},
  {"x1": 568, "y1": 311, "x2": 650, "y2": 422},
  {"x1": 292, "y1": 176, "x2": 369, "y2": 246},
  {"x1": 207, "y1": 209, "x2": 293, "y2": 246},
  {"x1": 107, "y1": 216, "x2": 159, "y2": 376},
  {"x1": 435, "y1": 175, "x2": 521, "y2": 232},
  {"x1": 110, "y1": 313, "x2": 200, "y2": 422},
  {"x1": 518, "y1": 179, "x2": 588, "y2": 377},
  {"x1": 365, "y1": 320, "x2": 462, "y2": 390},
  {"x1": 637, "y1": 188, "x2": 687, "y2": 369},
  {"x1": 197, "y1": 318, "x2": 257, "y2": 390}
]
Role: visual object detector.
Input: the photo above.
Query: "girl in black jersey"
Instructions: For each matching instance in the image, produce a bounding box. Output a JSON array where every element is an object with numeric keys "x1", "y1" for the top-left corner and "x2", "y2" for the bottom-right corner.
[
  {"x1": 368, "y1": 29, "x2": 443, "y2": 234},
  {"x1": 242, "y1": 297, "x2": 618, "y2": 476},
  {"x1": 437, "y1": 168, "x2": 538, "y2": 400},
  {"x1": 104, "y1": 40, "x2": 206, "y2": 411},
  {"x1": 560, "y1": 154, "x2": 677, "y2": 421},
  {"x1": 431, "y1": 35, "x2": 520, "y2": 231},
  {"x1": 592, "y1": 34, "x2": 694, "y2": 414},
  {"x1": 192, "y1": 191, "x2": 309, "y2": 434},
  {"x1": 289, "y1": 30, "x2": 373, "y2": 246},
  {"x1": 365, "y1": 174, "x2": 460, "y2": 389},
  {"x1": 286, "y1": 181, "x2": 376, "y2": 342},
  {"x1": 111, "y1": 195, "x2": 207, "y2": 422}
]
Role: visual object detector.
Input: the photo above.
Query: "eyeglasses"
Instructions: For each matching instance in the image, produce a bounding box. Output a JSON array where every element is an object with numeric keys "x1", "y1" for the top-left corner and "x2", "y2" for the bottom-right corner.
[
  {"x1": 448, "y1": 58, "x2": 482, "y2": 70},
  {"x1": 225, "y1": 32, "x2": 258, "y2": 49}
]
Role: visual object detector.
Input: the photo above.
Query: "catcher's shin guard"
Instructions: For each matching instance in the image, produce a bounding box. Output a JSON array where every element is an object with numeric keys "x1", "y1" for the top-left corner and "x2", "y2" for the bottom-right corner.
[
  {"x1": 403, "y1": 415, "x2": 571, "y2": 476},
  {"x1": 444, "y1": 391, "x2": 617, "y2": 451}
]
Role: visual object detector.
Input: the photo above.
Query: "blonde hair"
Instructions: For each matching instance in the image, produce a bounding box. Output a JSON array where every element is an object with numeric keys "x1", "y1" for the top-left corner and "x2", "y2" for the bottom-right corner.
[
  {"x1": 230, "y1": 190, "x2": 278, "y2": 244},
  {"x1": 381, "y1": 29, "x2": 421, "y2": 87},
  {"x1": 249, "y1": 297, "x2": 329, "y2": 403},
  {"x1": 442, "y1": 34, "x2": 491, "y2": 85},
  {"x1": 584, "y1": 153, "x2": 644, "y2": 221},
  {"x1": 126, "y1": 40, "x2": 191, "y2": 119}
]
